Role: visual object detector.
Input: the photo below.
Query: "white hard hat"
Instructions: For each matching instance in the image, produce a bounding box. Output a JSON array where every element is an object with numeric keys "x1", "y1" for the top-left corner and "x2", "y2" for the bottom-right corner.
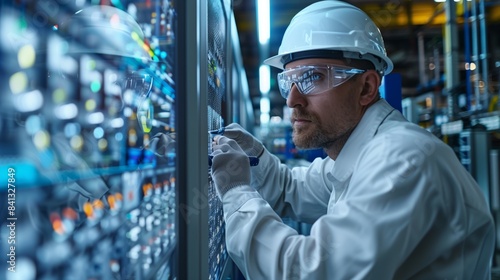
[{"x1": 264, "y1": 0, "x2": 393, "y2": 75}]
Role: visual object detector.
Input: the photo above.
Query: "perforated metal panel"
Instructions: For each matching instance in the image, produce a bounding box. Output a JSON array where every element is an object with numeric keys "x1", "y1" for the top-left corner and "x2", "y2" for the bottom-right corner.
[{"x1": 207, "y1": 0, "x2": 229, "y2": 279}]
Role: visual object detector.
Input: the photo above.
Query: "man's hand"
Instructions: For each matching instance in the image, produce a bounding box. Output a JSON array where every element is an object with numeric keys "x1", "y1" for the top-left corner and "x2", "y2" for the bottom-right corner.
[
  {"x1": 211, "y1": 136, "x2": 251, "y2": 200},
  {"x1": 222, "y1": 123, "x2": 264, "y2": 157}
]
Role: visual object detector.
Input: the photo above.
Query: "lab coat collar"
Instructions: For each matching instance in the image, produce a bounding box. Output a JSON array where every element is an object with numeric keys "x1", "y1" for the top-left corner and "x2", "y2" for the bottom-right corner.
[{"x1": 331, "y1": 99, "x2": 395, "y2": 183}]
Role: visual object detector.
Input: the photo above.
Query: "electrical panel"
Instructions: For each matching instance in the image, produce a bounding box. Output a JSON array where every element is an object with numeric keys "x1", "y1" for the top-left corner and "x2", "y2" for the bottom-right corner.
[
  {"x1": 0, "y1": 0, "x2": 249, "y2": 279},
  {"x1": 0, "y1": 1, "x2": 177, "y2": 279}
]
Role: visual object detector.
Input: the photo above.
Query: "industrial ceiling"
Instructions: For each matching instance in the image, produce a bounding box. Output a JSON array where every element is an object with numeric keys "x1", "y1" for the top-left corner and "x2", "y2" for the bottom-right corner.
[{"x1": 232, "y1": 0, "x2": 500, "y2": 121}]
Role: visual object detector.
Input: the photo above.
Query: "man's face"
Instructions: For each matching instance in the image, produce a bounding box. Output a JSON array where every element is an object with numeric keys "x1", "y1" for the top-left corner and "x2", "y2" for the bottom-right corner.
[{"x1": 284, "y1": 58, "x2": 365, "y2": 150}]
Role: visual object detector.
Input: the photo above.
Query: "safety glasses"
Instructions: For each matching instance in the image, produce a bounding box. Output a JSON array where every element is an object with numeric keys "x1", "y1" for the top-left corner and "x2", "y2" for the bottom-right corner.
[{"x1": 277, "y1": 64, "x2": 366, "y2": 99}]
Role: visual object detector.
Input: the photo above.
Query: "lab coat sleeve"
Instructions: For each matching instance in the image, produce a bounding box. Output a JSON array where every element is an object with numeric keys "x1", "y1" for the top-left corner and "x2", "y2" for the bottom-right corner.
[
  {"x1": 248, "y1": 148, "x2": 332, "y2": 223},
  {"x1": 222, "y1": 131, "x2": 444, "y2": 279}
]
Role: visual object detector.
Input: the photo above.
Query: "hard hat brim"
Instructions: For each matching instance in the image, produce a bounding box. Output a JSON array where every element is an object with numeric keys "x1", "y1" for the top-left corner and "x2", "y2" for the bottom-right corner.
[{"x1": 264, "y1": 47, "x2": 393, "y2": 76}]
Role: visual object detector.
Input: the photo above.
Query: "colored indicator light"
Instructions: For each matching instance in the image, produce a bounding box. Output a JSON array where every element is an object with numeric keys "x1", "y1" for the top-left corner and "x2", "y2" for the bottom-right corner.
[
  {"x1": 33, "y1": 130, "x2": 51, "y2": 150},
  {"x1": 70, "y1": 135, "x2": 84, "y2": 151},
  {"x1": 115, "y1": 192, "x2": 123, "y2": 201},
  {"x1": 142, "y1": 183, "x2": 153, "y2": 196},
  {"x1": 9, "y1": 71, "x2": 28, "y2": 94},
  {"x1": 110, "y1": 260, "x2": 120, "y2": 273},
  {"x1": 98, "y1": 138, "x2": 108, "y2": 151},
  {"x1": 52, "y1": 219, "x2": 65, "y2": 235},
  {"x1": 25, "y1": 115, "x2": 42, "y2": 135},
  {"x1": 83, "y1": 202, "x2": 94, "y2": 218},
  {"x1": 90, "y1": 80, "x2": 101, "y2": 92},
  {"x1": 18, "y1": 44, "x2": 36, "y2": 69},
  {"x1": 85, "y1": 99, "x2": 97, "y2": 111},
  {"x1": 93, "y1": 199, "x2": 105, "y2": 209},
  {"x1": 128, "y1": 128, "x2": 137, "y2": 146},
  {"x1": 108, "y1": 195, "x2": 116, "y2": 210},
  {"x1": 50, "y1": 212, "x2": 65, "y2": 234}
]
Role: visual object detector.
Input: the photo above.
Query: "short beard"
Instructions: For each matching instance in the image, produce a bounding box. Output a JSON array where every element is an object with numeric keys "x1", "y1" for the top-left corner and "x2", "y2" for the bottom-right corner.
[
  {"x1": 291, "y1": 110, "x2": 334, "y2": 149},
  {"x1": 292, "y1": 125, "x2": 331, "y2": 149},
  {"x1": 291, "y1": 110, "x2": 354, "y2": 153}
]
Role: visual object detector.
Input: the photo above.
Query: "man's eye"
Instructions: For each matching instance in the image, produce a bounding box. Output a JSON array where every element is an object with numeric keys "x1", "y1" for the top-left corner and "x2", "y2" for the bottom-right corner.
[
  {"x1": 310, "y1": 73, "x2": 322, "y2": 81},
  {"x1": 303, "y1": 71, "x2": 323, "y2": 82}
]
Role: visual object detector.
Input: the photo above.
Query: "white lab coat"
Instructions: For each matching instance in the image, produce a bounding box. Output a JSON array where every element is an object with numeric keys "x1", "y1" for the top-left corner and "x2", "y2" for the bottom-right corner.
[{"x1": 222, "y1": 99, "x2": 495, "y2": 280}]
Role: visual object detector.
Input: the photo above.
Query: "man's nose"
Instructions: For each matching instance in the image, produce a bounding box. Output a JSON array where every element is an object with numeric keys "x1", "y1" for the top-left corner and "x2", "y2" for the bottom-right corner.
[{"x1": 286, "y1": 83, "x2": 306, "y2": 108}]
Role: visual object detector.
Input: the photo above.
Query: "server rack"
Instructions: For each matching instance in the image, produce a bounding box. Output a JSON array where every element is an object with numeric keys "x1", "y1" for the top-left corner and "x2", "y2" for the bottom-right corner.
[
  {"x1": 0, "y1": 1, "x2": 178, "y2": 279},
  {"x1": 0, "y1": 0, "x2": 249, "y2": 279}
]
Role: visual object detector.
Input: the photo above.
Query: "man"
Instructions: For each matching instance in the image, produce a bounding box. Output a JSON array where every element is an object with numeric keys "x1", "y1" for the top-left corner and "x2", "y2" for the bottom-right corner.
[{"x1": 210, "y1": 1, "x2": 495, "y2": 279}]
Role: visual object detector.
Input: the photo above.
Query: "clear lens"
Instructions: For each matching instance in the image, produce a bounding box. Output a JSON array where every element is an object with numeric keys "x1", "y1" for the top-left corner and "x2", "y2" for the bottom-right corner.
[{"x1": 277, "y1": 65, "x2": 365, "y2": 99}]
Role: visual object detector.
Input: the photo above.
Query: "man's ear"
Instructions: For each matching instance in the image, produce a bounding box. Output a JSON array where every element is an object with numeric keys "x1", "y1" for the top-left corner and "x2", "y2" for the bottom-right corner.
[{"x1": 359, "y1": 70, "x2": 381, "y2": 106}]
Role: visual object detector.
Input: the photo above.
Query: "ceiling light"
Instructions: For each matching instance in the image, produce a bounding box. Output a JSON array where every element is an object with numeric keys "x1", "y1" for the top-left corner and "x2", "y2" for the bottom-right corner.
[{"x1": 257, "y1": 0, "x2": 270, "y2": 45}]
